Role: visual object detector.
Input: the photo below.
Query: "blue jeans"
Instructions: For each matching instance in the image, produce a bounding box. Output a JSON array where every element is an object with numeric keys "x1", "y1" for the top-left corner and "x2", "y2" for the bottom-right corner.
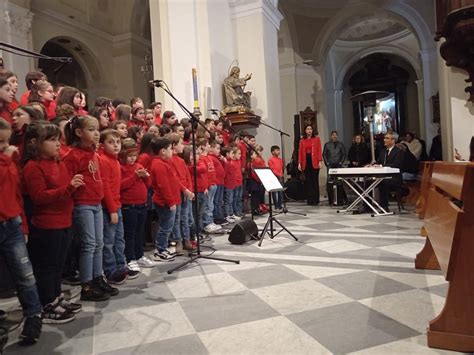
[
  {"x1": 0, "y1": 217, "x2": 42, "y2": 317},
  {"x1": 203, "y1": 185, "x2": 217, "y2": 226},
  {"x1": 224, "y1": 187, "x2": 235, "y2": 217},
  {"x1": 213, "y1": 185, "x2": 224, "y2": 220},
  {"x1": 180, "y1": 197, "x2": 192, "y2": 241},
  {"x1": 272, "y1": 191, "x2": 283, "y2": 209},
  {"x1": 172, "y1": 202, "x2": 182, "y2": 242},
  {"x1": 196, "y1": 192, "x2": 207, "y2": 233},
  {"x1": 122, "y1": 204, "x2": 147, "y2": 262},
  {"x1": 73, "y1": 205, "x2": 104, "y2": 283},
  {"x1": 103, "y1": 208, "x2": 126, "y2": 277},
  {"x1": 233, "y1": 185, "x2": 243, "y2": 215},
  {"x1": 154, "y1": 204, "x2": 176, "y2": 252}
]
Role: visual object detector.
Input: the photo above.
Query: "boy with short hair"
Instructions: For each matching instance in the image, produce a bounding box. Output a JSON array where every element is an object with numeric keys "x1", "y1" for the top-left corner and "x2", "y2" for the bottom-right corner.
[
  {"x1": 208, "y1": 140, "x2": 226, "y2": 224},
  {"x1": 268, "y1": 145, "x2": 284, "y2": 210},
  {"x1": 99, "y1": 129, "x2": 136, "y2": 283},
  {"x1": 196, "y1": 138, "x2": 222, "y2": 233},
  {"x1": 150, "y1": 137, "x2": 180, "y2": 261}
]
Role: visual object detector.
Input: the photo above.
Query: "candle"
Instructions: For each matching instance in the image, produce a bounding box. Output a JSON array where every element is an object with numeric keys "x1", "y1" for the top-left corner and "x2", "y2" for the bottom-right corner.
[{"x1": 192, "y1": 68, "x2": 199, "y2": 109}]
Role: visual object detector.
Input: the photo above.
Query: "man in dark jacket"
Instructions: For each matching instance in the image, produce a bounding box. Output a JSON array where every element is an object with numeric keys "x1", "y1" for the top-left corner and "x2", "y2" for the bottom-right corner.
[
  {"x1": 323, "y1": 131, "x2": 346, "y2": 205},
  {"x1": 376, "y1": 132, "x2": 404, "y2": 210}
]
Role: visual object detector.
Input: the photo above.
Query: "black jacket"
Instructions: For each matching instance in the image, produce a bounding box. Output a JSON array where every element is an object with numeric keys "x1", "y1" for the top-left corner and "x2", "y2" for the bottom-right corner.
[
  {"x1": 348, "y1": 143, "x2": 371, "y2": 167},
  {"x1": 376, "y1": 145, "x2": 404, "y2": 169}
]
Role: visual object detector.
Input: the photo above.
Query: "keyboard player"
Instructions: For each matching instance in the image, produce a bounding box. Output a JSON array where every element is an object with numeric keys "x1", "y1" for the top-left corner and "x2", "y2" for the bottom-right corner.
[{"x1": 375, "y1": 132, "x2": 403, "y2": 210}]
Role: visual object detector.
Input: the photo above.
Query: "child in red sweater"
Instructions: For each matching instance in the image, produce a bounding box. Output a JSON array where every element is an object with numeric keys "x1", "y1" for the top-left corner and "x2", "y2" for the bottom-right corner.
[
  {"x1": 23, "y1": 122, "x2": 83, "y2": 324},
  {"x1": 223, "y1": 146, "x2": 243, "y2": 222},
  {"x1": 63, "y1": 115, "x2": 117, "y2": 302},
  {"x1": 27, "y1": 80, "x2": 56, "y2": 120},
  {"x1": 168, "y1": 133, "x2": 194, "y2": 254},
  {"x1": 99, "y1": 129, "x2": 135, "y2": 282},
  {"x1": 119, "y1": 138, "x2": 156, "y2": 269},
  {"x1": 208, "y1": 140, "x2": 226, "y2": 224},
  {"x1": 249, "y1": 145, "x2": 267, "y2": 215},
  {"x1": 268, "y1": 145, "x2": 284, "y2": 210},
  {"x1": 197, "y1": 138, "x2": 222, "y2": 233},
  {"x1": 149, "y1": 137, "x2": 180, "y2": 261},
  {"x1": 0, "y1": 118, "x2": 43, "y2": 344}
]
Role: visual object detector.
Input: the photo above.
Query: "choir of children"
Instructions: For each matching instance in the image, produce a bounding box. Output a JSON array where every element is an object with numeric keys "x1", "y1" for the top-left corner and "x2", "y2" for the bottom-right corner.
[{"x1": 0, "y1": 68, "x2": 279, "y2": 347}]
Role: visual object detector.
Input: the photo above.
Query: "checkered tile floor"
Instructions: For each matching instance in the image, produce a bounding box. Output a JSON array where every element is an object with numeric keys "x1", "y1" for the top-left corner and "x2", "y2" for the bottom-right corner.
[{"x1": 2, "y1": 202, "x2": 461, "y2": 354}]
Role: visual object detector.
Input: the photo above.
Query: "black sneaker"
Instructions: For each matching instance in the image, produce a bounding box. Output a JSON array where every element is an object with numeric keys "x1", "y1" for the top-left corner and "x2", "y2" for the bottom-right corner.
[
  {"x1": 107, "y1": 270, "x2": 128, "y2": 285},
  {"x1": 153, "y1": 249, "x2": 176, "y2": 262},
  {"x1": 42, "y1": 303, "x2": 76, "y2": 324},
  {"x1": 94, "y1": 276, "x2": 119, "y2": 296},
  {"x1": 81, "y1": 282, "x2": 111, "y2": 302},
  {"x1": 58, "y1": 296, "x2": 82, "y2": 314},
  {"x1": 0, "y1": 309, "x2": 6, "y2": 321},
  {"x1": 126, "y1": 269, "x2": 140, "y2": 280},
  {"x1": 19, "y1": 315, "x2": 42, "y2": 345},
  {"x1": 62, "y1": 271, "x2": 81, "y2": 286}
]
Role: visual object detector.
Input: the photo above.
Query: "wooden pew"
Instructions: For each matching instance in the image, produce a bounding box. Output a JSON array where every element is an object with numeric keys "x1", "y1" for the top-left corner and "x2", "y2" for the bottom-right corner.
[
  {"x1": 414, "y1": 162, "x2": 441, "y2": 270},
  {"x1": 414, "y1": 162, "x2": 474, "y2": 352}
]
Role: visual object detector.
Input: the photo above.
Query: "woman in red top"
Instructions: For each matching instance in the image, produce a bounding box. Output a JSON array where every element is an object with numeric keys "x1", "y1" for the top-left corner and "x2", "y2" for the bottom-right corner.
[
  {"x1": 23, "y1": 122, "x2": 83, "y2": 323},
  {"x1": 28, "y1": 80, "x2": 56, "y2": 120},
  {"x1": 298, "y1": 124, "x2": 322, "y2": 205}
]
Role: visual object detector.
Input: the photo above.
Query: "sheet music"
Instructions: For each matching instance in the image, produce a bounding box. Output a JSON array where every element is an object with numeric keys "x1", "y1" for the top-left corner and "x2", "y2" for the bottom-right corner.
[{"x1": 253, "y1": 168, "x2": 284, "y2": 192}]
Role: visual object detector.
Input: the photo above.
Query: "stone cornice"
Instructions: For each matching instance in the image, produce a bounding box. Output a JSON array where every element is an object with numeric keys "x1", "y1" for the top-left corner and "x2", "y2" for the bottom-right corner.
[{"x1": 229, "y1": 0, "x2": 283, "y2": 30}]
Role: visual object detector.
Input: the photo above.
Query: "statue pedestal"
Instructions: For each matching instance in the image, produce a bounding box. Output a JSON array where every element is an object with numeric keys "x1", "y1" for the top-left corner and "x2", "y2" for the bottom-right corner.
[{"x1": 223, "y1": 112, "x2": 261, "y2": 128}]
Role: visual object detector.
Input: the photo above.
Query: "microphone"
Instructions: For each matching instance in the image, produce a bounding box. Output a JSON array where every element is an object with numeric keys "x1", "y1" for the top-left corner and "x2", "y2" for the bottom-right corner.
[{"x1": 149, "y1": 79, "x2": 164, "y2": 86}]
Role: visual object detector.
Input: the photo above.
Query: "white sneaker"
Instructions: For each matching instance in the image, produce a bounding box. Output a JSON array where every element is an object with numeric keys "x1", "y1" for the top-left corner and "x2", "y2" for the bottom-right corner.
[
  {"x1": 137, "y1": 256, "x2": 158, "y2": 268},
  {"x1": 127, "y1": 260, "x2": 141, "y2": 272},
  {"x1": 232, "y1": 214, "x2": 242, "y2": 221},
  {"x1": 225, "y1": 216, "x2": 236, "y2": 223},
  {"x1": 204, "y1": 223, "x2": 222, "y2": 232}
]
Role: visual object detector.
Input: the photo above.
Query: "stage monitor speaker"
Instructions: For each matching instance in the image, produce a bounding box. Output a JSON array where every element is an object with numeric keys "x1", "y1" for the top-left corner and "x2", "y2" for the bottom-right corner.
[{"x1": 228, "y1": 219, "x2": 258, "y2": 245}]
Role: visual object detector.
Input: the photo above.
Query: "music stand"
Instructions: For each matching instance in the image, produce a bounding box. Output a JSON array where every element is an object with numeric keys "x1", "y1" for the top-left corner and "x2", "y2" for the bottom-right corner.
[{"x1": 253, "y1": 168, "x2": 298, "y2": 246}]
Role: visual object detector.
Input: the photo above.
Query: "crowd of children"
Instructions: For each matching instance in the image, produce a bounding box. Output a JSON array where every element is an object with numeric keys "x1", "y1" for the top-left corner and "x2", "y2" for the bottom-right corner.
[{"x1": 0, "y1": 69, "x2": 284, "y2": 346}]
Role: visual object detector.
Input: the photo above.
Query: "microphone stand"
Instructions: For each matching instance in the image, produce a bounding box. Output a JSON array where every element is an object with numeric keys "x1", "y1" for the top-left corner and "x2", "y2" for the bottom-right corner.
[
  {"x1": 257, "y1": 118, "x2": 306, "y2": 217},
  {"x1": 153, "y1": 82, "x2": 240, "y2": 274}
]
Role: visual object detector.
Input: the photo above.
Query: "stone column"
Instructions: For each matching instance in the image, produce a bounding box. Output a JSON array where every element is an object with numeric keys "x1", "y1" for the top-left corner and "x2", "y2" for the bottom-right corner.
[
  {"x1": 0, "y1": 1, "x2": 33, "y2": 95},
  {"x1": 230, "y1": 0, "x2": 284, "y2": 158},
  {"x1": 420, "y1": 48, "x2": 439, "y2": 151}
]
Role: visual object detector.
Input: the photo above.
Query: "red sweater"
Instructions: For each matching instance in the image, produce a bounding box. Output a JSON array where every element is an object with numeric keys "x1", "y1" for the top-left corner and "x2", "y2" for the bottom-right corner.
[
  {"x1": 120, "y1": 163, "x2": 150, "y2": 205},
  {"x1": 20, "y1": 90, "x2": 30, "y2": 105},
  {"x1": 250, "y1": 157, "x2": 266, "y2": 181},
  {"x1": 268, "y1": 156, "x2": 283, "y2": 177},
  {"x1": 0, "y1": 154, "x2": 28, "y2": 233},
  {"x1": 59, "y1": 143, "x2": 71, "y2": 159},
  {"x1": 189, "y1": 159, "x2": 208, "y2": 193},
  {"x1": 63, "y1": 147, "x2": 104, "y2": 205},
  {"x1": 298, "y1": 137, "x2": 322, "y2": 171},
  {"x1": 224, "y1": 158, "x2": 241, "y2": 189},
  {"x1": 238, "y1": 142, "x2": 247, "y2": 169},
  {"x1": 138, "y1": 152, "x2": 153, "y2": 171},
  {"x1": 154, "y1": 114, "x2": 162, "y2": 125},
  {"x1": 43, "y1": 100, "x2": 57, "y2": 120},
  {"x1": 171, "y1": 154, "x2": 192, "y2": 192},
  {"x1": 150, "y1": 157, "x2": 181, "y2": 207},
  {"x1": 209, "y1": 154, "x2": 224, "y2": 185},
  {"x1": 200, "y1": 154, "x2": 216, "y2": 187},
  {"x1": 23, "y1": 159, "x2": 75, "y2": 229},
  {"x1": 221, "y1": 130, "x2": 231, "y2": 146},
  {"x1": 99, "y1": 150, "x2": 122, "y2": 213}
]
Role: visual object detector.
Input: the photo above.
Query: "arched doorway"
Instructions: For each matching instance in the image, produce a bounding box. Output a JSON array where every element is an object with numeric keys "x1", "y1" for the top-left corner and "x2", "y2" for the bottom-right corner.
[
  {"x1": 38, "y1": 40, "x2": 87, "y2": 90},
  {"x1": 344, "y1": 53, "x2": 419, "y2": 140}
]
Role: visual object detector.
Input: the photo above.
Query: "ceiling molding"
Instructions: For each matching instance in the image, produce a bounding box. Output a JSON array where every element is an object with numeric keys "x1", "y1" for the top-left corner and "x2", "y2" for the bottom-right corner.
[{"x1": 230, "y1": 0, "x2": 284, "y2": 30}]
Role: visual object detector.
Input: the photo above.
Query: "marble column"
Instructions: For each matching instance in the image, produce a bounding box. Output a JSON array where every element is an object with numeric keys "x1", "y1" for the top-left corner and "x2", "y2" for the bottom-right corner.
[{"x1": 230, "y1": 0, "x2": 284, "y2": 158}]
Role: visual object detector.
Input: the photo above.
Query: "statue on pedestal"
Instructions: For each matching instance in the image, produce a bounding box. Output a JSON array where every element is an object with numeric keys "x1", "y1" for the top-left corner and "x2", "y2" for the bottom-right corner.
[{"x1": 223, "y1": 66, "x2": 252, "y2": 114}]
